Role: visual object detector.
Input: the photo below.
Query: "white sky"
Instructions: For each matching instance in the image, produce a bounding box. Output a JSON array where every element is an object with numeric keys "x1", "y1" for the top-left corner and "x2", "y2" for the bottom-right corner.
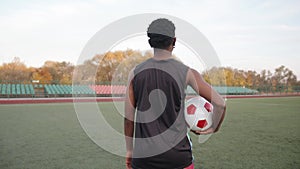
[{"x1": 0, "y1": 0, "x2": 299, "y2": 77}]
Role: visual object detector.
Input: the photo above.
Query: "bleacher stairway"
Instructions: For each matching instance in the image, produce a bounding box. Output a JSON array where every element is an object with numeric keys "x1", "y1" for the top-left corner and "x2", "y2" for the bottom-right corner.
[{"x1": 33, "y1": 84, "x2": 46, "y2": 98}]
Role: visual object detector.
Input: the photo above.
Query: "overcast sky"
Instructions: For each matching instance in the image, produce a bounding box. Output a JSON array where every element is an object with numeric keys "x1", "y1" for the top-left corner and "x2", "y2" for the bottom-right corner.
[{"x1": 0, "y1": 0, "x2": 299, "y2": 77}]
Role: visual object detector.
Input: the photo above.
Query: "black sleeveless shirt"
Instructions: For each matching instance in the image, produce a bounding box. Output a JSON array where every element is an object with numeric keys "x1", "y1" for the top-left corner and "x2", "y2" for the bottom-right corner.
[{"x1": 132, "y1": 58, "x2": 193, "y2": 169}]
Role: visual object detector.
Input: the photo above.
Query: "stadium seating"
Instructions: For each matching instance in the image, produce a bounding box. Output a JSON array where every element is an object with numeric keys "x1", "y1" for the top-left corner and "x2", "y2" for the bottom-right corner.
[
  {"x1": 1, "y1": 84, "x2": 6, "y2": 95},
  {"x1": 186, "y1": 86, "x2": 258, "y2": 95},
  {"x1": 0, "y1": 83, "x2": 259, "y2": 98},
  {"x1": 44, "y1": 84, "x2": 95, "y2": 96},
  {"x1": 45, "y1": 84, "x2": 126, "y2": 96},
  {"x1": 0, "y1": 84, "x2": 35, "y2": 97},
  {"x1": 21, "y1": 84, "x2": 25, "y2": 94},
  {"x1": 89, "y1": 85, "x2": 126, "y2": 95},
  {"x1": 73, "y1": 85, "x2": 95, "y2": 95}
]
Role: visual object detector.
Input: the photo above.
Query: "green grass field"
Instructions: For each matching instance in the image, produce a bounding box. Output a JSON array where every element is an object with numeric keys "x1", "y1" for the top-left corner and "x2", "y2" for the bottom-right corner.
[{"x1": 0, "y1": 97, "x2": 299, "y2": 169}]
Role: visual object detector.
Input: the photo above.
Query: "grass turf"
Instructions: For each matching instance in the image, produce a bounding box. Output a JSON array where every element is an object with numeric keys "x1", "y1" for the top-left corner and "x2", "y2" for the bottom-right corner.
[{"x1": 0, "y1": 97, "x2": 299, "y2": 169}]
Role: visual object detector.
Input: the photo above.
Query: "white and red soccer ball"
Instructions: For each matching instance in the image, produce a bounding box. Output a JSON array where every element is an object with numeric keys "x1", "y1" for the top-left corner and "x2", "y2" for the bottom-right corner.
[{"x1": 184, "y1": 96, "x2": 213, "y2": 131}]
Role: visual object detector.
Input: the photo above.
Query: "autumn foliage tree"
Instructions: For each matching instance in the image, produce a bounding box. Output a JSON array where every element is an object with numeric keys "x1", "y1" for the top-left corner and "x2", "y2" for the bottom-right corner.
[
  {"x1": 0, "y1": 57, "x2": 31, "y2": 83},
  {"x1": 31, "y1": 67, "x2": 53, "y2": 83},
  {"x1": 43, "y1": 61, "x2": 74, "y2": 84},
  {"x1": 0, "y1": 51, "x2": 299, "y2": 94},
  {"x1": 202, "y1": 65, "x2": 298, "y2": 93},
  {"x1": 73, "y1": 49, "x2": 151, "y2": 84}
]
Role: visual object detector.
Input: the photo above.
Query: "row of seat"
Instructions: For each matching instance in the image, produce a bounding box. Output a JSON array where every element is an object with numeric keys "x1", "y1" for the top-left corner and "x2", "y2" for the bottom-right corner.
[
  {"x1": 0, "y1": 83, "x2": 259, "y2": 96},
  {"x1": 0, "y1": 84, "x2": 35, "y2": 95},
  {"x1": 44, "y1": 84, "x2": 95, "y2": 95},
  {"x1": 44, "y1": 85, "x2": 126, "y2": 95},
  {"x1": 89, "y1": 85, "x2": 258, "y2": 95},
  {"x1": 186, "y1": 86, "x2": 258, "y2": 95},
  {"x1": 90, "y1": 85, "x2": 126, "y2": 95}
]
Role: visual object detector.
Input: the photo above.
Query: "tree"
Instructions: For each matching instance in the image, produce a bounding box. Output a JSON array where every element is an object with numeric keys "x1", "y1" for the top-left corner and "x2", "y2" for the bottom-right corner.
[
  {"x1": 73, "y1": 60, "x2": 97, "y2": 84},
  {"x1": 245, "y1": 70, "x2": 258, "y2": 88},
  {"x1": 0, "y1": 50, "x2": 298, "y2": 94},
  {"x1": 31, "y1": 67, "x2": 53, "y2": 83},
  {"x1": 0, "y1": 57, "x2": 31, "y2": 83},
  {"x1": 233, "y1": 69, "x2": 246, "y2": 87},
  {"x1": 202, "y1": 67, "x2": 226, "y2": 86},
  {"x1": 272, "y1": 65, "x2": 297, "y2": 92},
  {"x1": 92, "y1": 49, "x2": 151, "y2": 84},
  {"x1": 43, "y1": 61, "x2": 74, "y2": 84}
]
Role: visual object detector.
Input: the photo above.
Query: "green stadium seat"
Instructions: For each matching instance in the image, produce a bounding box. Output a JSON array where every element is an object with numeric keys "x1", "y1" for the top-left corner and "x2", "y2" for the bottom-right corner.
[
  {"x1": 60, "y1": 85, "x2": 65, "y2": 94},
  {"x1": 67, "y1": 86, "x2": 72, "y2": 94},
  {"x1": 61, "y1": 85, "x2": 69, "y2": 94},
  {"x1": 62, "y1": 85, "x2": 71, "y2": 94},
  {"x1": 46, "y1": 85, "x2": 50, "y2": 94},
  {"x1": 71, "y1": 85, "x2": 94, "y2": 95},
  {"x1": 12, "y1": 84, "x2": 16, "y2": 95},
  {"x1": 45, "y1": 85, "x2": 51, "y2": 95},
  {"x1": 48, "y1": 85, "x2": 54, "y2": 95},
  {"x1": 54, "y1": 85, "x2": 60, "y2": 94},
  {"x1": 50, "y1": 85, "x2": 56, "y2": 94},
  {"x1": 21, "y1": 84, "x2": 26, "y2": 94},
  {"x1": 29, "y1": 85, "x2": 34, "y2": 94},
  {"x1": 16, "y1": 84, "x2": 21, "y2": 95},
  {"x1": 44, "y1": 85, "x2": 49, "y2": 94},
  {"x1": 25, "y1": 84, "x2": 30, "y2": 94},
  {"x1": 48, "y1": 85, "x2": 55, "y2": 94},
  {"x1": 67, "y1": 85, "x2": 72, "y2": 94},
  {"x1": 7, "y1": 84, "x2": 11, "y2": 95},
  {"x1": 57, "y1": 85, "x2": 65, "y2": 94},
  {"x1": 46, "y1": 85, "x2": 53, "y2": 94},
  {"x1": 53, "y1": 85, "x2": 60, "y2": 94},
  {"x1": 2, "y1": 84, "x2": 6, "y2": 95}
]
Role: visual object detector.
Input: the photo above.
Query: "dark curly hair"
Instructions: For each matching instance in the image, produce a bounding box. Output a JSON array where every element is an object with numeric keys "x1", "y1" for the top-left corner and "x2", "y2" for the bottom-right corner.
[
  {"x1": 147, "y1": 18, "x2": 175, "y2": 50},
  {"x1": 147, "y1": 33, "x2": 174, "y2": 49}
]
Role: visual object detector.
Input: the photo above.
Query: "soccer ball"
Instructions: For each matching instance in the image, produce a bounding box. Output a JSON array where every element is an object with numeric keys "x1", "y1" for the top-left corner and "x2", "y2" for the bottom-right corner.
[{"x1": 184, "y1": 96, "x2": 213, "y2": 131}]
